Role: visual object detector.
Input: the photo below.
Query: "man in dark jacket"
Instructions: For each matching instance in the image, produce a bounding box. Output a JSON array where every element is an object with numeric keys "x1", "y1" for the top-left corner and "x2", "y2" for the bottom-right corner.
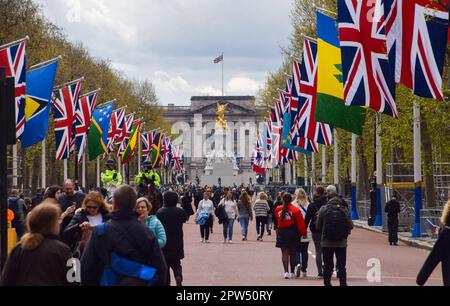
[
  {"x1": 316, "y1": 185, "x2": 354, "y2": 287},
  {"x1": 59, "y1": 179, "x2": 86, "y2": 232},
  {"x1": 305, "y1": 186, "x2": 328, "y2": 278},
  {"x1": 157, "y1": 191, "x2": 188, "y2": 286},
  {"x1": 81, "y1": 185, "x2": 167, "y2": 286},
  {"x1": 7, "y1": 189, "x2": 27, "y2": 238},
  {"x1": 385, "y1": 196, "x2": 401, "y2": 246}
]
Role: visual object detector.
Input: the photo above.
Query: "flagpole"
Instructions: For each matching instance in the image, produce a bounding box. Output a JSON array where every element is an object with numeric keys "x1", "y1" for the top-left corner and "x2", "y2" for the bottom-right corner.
[
  {"x1": 412, "y1": 101, "x2": 422, "y2": 238},
  {"x1": 312, "y1": 154, "x2": 316, "y2": 188},
  {"x1": 138, "y1": 136, "x2": 141, "y2": 172},
  {"x1": 222, "y1": 52, "x2": 224, "y2": 97},
  {"x1": 351, "y1": 134, "x2": 359, "y2": 220},
  {"x1": 96, "y1": 157, "x2": 100, "y2": 188},
  {"x1": 78, "y1": 88, "x2": 101, "y2": 99},
  {"x1": 54, "y1": 77, "x2": 85, "y2": 91},
  {"x1": 41, "y1": 139, "x2": 46, "y2": 189},
  {"x1": 63, "y1": 159, "x2": 68, "y2": 182},
  {"x1": 0, "y1": 36, "x2": 29, "y2": 50},
  {"x1": 322, "y1": 146, "x2": 326, "y2": 184},
  {"x1": 12, "y1": 144, "x2": 18, "y2": 187},
  {"x1": 304, "y1": 156, "x2": 308, "y2": 188},
  {"x1": 29, "y1": 56, "x2": 62, "y2": 70},
  {"x1": 82, "y1": 152, "x2": 86, "y2": 192},
  {"x1": 334, "y1": 130, "x2": 339, "y2": 188},
  {"x1": 374, "y1": 114, "x2": 383, "y2": 227}
]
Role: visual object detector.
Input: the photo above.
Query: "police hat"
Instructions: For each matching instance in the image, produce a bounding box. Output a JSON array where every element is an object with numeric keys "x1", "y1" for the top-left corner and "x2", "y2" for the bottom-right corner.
[
  {"x1": 143, "y1": 161, "x2": 153, "y2": 169},
  {"x1": 106, "y1": 159, "x2": 116, "y2": 166}
]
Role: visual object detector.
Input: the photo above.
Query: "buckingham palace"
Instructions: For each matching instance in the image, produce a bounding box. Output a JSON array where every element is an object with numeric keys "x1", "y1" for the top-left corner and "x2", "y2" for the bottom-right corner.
[{"x1": 162, "y1": 96, "x2": 264, "y2": 186}]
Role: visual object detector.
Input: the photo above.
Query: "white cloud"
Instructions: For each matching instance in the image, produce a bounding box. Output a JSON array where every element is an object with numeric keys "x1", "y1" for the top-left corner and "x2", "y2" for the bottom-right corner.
[{"x1": 227, "y1": 77, "x2": 261, "y2": 95}]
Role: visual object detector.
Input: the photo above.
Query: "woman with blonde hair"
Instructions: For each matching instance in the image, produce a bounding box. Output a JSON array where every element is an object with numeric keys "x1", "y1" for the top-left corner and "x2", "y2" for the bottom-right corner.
[
  {"x1": 292, "y1": 188, "x2": 312, "y2": 278},
  {"x1": 61, "y1": 192, "x2": 110, "y2": 256},
  {"x1": 136, "y1": 197, "x2": 167, "y2": 248},
  {"x1": 417, "y1": 200, "x2": 450, "y2": 286},
  {"x1": 0, "y1": 202, "x2": 72, "y2": 286}
]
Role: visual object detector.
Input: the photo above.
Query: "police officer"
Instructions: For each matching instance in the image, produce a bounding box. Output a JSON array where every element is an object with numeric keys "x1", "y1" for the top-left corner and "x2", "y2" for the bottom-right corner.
[
  {"x1": 136, "y1": 161, "x2": 161, "y2": 192},
  {"x1": 101, "y1": 159, "x2": 123, "y2": 188}
]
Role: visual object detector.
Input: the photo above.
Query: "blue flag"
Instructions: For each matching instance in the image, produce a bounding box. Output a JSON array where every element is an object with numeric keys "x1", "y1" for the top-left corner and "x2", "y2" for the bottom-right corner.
[
  {"x1": 281, "y1": 113, "x2": 311, "y2": 155},
  {"x1": 21, "y1": 61, "x2": 59, "y2": 148},
  {"x1": 88, "y1": 102, "x2": 115, "y2": 161}
]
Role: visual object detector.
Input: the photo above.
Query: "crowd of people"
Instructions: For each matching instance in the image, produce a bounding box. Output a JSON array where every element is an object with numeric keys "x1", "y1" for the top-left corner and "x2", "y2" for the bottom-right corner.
[{"x1": 1, "y1": 177, "x2": 449, "y2": 287}]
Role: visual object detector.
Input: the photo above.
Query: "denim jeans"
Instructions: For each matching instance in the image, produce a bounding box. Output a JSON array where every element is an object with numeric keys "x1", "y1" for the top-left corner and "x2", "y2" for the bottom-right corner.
[
  {"x1": 223, "y1": 218, "x2": 235, "y2": 241},
  {"x1": 312, "y1": 232, "x2": 323, "y2": 275},
  {"x1": 239, "y1": 216, "x2": 250, "y2": 238}
]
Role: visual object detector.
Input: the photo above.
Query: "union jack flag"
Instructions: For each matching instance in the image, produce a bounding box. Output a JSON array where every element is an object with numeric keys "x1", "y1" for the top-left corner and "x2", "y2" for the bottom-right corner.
[
  {"x1": 141, "y1": 131, "x2": 154, "y2": 162},
  {"x1": 0, "y1": 40, "x2": 26, "y2": 140},
  {"x1": 52, "y1": 80, "x2": 82, "y2": 160},
  {"x1": 252, "y1": 134, "x2": 266, "y2": 174},
  {"x1": 106, "y1": 108, "x2": 126, "y2": 153},
  {"x1": 162, "y1": 135, "x2": 172, "y2": 168},
  {"x1": 171, "y1": 144, "x2": 182, "y2": 174},
  {"x1": 385, "y1": 0, "x2": 449, "y2": 100},
  {"x1": 338, "y1": 0, "x2": 398, "y2": 118},
  {"x1": 293, "y1": 41, "x2": 333, "y2": 146},
  {"x1": 74, "y1": 91, "x2": 98, "y2": 163},
  {"x1": 116, "y1": 114, "x2": 134, "y2": 158},
  {"x1": 264, "y1": 120, "x2": 273, "y2": 169}
]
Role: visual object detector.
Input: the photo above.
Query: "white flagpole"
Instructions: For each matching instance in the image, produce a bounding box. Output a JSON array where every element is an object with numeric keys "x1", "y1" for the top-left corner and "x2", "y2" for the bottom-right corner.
[
  {"x1": 82, "y1": 152, "x2": 86, "y2": 191},
  {"x1": 334, "y1": 130, "x2": 339, "y2": 187},
  {"x1": 138, "y1": 138, "x2": 141, "y2": 173},
  {"x1": 311, "y1": 154, "x2": 316, "y2": 188},
  {"x1": 351, "y1": 134, "x2": 359, "y2": 220},
  {"x1": 374, "y1": 114, "x2": 383, "y2": 227},
  {"x1": 41, "y1": 139, "x2": 46, "y2": 189},
  {"x1": 12, "y1": 144, "x2": 18, "y2": 187},
  {"x1": 412, "y1": 101, "x2": 422, "y2": 237},
  {"x1": 222, "y1": 52, "x2": 224, "y2": 97},
  {"x1": 322, "y1": 146, "x2": 326, "y2": 184},
  {"x1": 63, "y1": 159, "x2": 68, "y2": 182},
  {"x1": 304, "y1": 156, "x2": 308, "y2": 187},
  {"x1": 97, "y1": 157, "x2": 100, "y2": 188}
]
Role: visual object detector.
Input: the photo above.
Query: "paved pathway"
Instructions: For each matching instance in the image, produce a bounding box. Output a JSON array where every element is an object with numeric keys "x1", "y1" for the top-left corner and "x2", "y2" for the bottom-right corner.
[{"x1": 177, "y1": 218, "x2": 442, "y2": 286}]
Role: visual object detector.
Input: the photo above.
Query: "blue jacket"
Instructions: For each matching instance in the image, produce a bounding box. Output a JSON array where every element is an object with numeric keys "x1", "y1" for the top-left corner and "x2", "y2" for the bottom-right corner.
[
  {"x1": 144, "y1": 215, "x2": 167, "y2": 248},
  {"x1": 196, "y1": 211, "x2": 211, "y2": 226}
]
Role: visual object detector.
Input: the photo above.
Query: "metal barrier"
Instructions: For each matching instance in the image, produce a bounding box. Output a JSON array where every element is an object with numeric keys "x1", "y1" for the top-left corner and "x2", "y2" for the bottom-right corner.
[
  {"x1": 356, "y1": 200, "x2": 371, "y2": 221},
  {"x1": 421, "y1": 209, "x2": 443, "y2": 238}
]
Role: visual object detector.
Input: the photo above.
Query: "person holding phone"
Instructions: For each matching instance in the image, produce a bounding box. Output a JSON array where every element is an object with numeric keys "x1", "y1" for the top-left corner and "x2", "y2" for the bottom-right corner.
[{"x1": 59, "y1": 179, "x2": 86, "y2": 232}]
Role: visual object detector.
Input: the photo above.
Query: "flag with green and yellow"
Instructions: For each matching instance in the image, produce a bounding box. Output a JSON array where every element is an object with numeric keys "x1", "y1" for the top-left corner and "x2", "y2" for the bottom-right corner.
[
  {"x1": 315, "y1": 11, "x2": 366, "y2": 135},
  {"x1": 122, "y1": 119, "x2": 142, "y2": 164}
]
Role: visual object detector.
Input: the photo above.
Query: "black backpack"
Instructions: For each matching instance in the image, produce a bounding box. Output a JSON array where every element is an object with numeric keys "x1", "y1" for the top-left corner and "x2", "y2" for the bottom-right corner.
[
  {"x1": 214, "y1": 204, "x2": 228, "y2": 224},
  {"x1": 323, "y1": 204, "x2": 350, "y2": 241},
  {"x1": 8, "y1": 198, "x2": 24, "y2": 221}
]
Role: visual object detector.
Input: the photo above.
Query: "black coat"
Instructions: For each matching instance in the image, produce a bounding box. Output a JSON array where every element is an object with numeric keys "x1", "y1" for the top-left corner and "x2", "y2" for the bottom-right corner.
[
  {"x1": 305, "y1": 195, "x2": 327, "y2": 233},
  {"x1": 417, "y1": 226, "x2": 450, "y2": 286},
  {"x1": 80, "y1": 211, "x2": 167, "y2": 286},
  {"x1": 61, "y1": 209, "x2": 109, "y2": 250},
  {"x1": 385, "y1": 200, "x2": 401, "y2": 219},
  {"x1": 0, "y1": 235, "x2": 72, "y2": 286},
  {"x1": 157, "y1": 204, "x2": 188, "y2": 261},
  {"x1": 181, "y1": 195, "x2": 195, "y2": 216}
]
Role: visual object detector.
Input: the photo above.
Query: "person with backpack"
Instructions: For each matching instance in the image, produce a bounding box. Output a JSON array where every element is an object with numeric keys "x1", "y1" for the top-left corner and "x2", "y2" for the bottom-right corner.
[
  {"x1": 316, "y1": 185, "x2": 354, "y2": 287},
  {"x1": 305, "y1": 186, "x2": 327, "y2": 279},
  {"x1": 157, "y1": 191, "x2": 188, "y2": 286},
  {"x1": 385, "y1": 196, "x2": 401, "y2": 246},
  {"x1": 274, "y1": 193, "x2": 307, "y2": 280},
  {"x1": 8, "y1": 189, "x2": 27, "y2": 239},
  {"x1": 217, "y1": 191, "x2": 238, "y2": 243},
  {"x1": 81, "y1": 185, "x2": 167, "y2": 286}
]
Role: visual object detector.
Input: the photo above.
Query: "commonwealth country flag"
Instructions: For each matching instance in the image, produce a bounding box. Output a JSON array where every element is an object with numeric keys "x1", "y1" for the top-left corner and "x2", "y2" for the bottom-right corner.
[
  {"x1": 315, "y1": 12, "x2": 366, "y2": 135},
  {"x1": 122, "y1": 120, "x2": 142, "y2": 164},
  {"x1": 88, "y1": 102, "x2": 115, "y2": 161},
  {"x1": 151, "y1": 131, "x2": 164, "y2": 169},
  {"x1": 21, "y1": 61, "x2": 59, "y2": 148}
]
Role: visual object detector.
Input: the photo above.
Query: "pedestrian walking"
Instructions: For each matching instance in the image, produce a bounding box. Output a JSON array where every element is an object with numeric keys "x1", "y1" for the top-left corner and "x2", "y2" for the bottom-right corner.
[
  {"x1": 274, "y1": 193, "x2": 307, "y2": 280},
  {"x1": 217, "y1": 191, "x2": 238, "y2": 243},
  {"x1": 237, "y1": 192, "x2": 253, "y2": 241},
  {"x1": 385, "y1": 196, "x2": 401, "y2": 246},
  {"x1": 157, "y1": 191, "x2": 188, "y2": 286},
  {"x1": 316, "y1": 185, "x2": 354, "y2": 287},
  {"x1": 417, "y1": 200, "x2": 450, "y2": 286},
  {"x1": 136, "y1": 197, "x2": 167, "y2": 248},
  {"x1": 266, "y1": 195, "x2": 275, "y2": 236},
  {"x1": 61, "y1": 192, "x2": 110, "y2": 257},
  {"x1": 305, "y1": 186, "x2": 327, "y2": 279},
  {"x1": 196, "y1": 192, "x2": 214, "y2": 243},
  {"x1": 181, "y1": 191, "x2": 195, "y2": 221},
  {"x1": 293, "y1": 188, "x2": 312, "y2": 278},
  {"x1": 253, "y1": 193, "x2": 270, "y2": 241},
  {"x1": 0, "y1": 202, "x2": 73, "y2": 286},
  {"x1": 81, "y1": 185, "x2": 167, "y2": 286},
  {"x1": 7, "y1": 189, "x2": 27, "y2": 239}
]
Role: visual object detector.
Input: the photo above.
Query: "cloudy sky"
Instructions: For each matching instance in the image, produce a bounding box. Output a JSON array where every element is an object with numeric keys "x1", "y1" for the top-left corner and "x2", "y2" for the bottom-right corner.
[{"x1": 35, "y1": 0, "x2": 293, "y2": 105}]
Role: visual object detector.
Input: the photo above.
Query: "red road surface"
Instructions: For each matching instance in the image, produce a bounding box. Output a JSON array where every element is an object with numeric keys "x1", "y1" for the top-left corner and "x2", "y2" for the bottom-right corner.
[{"x1": 176, "y1": 218, "x2": 442, "y2": 286}]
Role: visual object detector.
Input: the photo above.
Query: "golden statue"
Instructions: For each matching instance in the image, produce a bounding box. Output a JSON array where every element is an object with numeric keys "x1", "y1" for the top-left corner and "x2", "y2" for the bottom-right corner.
[{"x1": 215, "y1": 103, "x2": 229, "y2": 130}]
